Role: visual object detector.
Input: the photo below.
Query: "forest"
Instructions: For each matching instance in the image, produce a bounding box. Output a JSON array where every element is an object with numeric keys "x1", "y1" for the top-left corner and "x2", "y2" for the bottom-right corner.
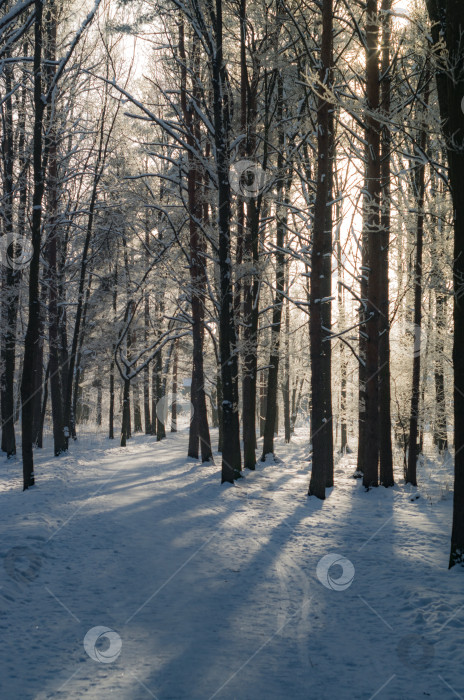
[{"x1": 1, "y1": 0, "x2": 464, "y2": 698}]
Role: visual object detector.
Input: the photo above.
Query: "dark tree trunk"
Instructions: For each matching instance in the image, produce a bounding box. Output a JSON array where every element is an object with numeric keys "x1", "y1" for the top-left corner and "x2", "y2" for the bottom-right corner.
[
  {"x1": 120, "y1": 378, "x2": 131, "y2": 447},
  {"x1": 261, "y1": 72, "x2": 288, "y2": 461},
  {"x1": 216, "y1": 370, "x2": 223, "y2": 452},
  {"x1": 154, "y1": 345, "x2": 165, "y2": 441},
  {"x1": 120, "y1": 302, "x2": 134, "y2": 447},
  {"x1": 406, "y1": 85, "x2": 428, "y2": 485},
  {"x1": 434, "y1": 289, "x2": 448, "y2": 452},
  {"x1": 108, "y1": 264, "x2": 117, "y2": 439},
  {"x1": 96, "y1": 380, "x2": 102, "y2": 427},
  {"x1": 21, "y1": 0, "x2": 45, "y2": 489},
  {"x1": 362, "y1": 0, "x2": 381, "y2": 489},
  {"x1": 357, "y1": 212, "x2": 368, "y2": 474},
  {"x1": 240, "y1": 1, "x2": 261, "y2": 470},
  {"x1": 143, "y1": 300, "x2": 151, "y2": 435},
  {"x1": 308, "y1": 0, "x2": 334, "y2": 499},
  {"x1": 425, "y1": 0, "x2": 464, "y2": 566},
  {"x1": 211, "y1": 0, "x2": 241, "y2": 482},
  {"x1": 336, "y1": 207, "x2": 349, "y2": 454},
  {"x1": 1, "y1": 59, "x2": 18, "y2": 457},
  {"x1": 180, "y1": 29, "x2": 212, "y2": 459},
  {"x1": 109, "y1": 364, "x2": 115, "y2": 439},
  {"x1": 259, "y1": 370, "x2": 267, "y2": 438},
  {"x1": 45, "y1": 0, "x2": 66, "y2": 457},
  {"x1": 36, "y1": 361, "x2": 50, "y2": 449},
  {"x1": 32, "y1": 284, "x2": 46, "y2": 447},
  {"x1": 242, "y1": 195, "x2": 260, "y2": 467},
  {"x1": 133, "y1": 383, "x2": 142, "y2": 432},
  {"x1": 379, "y1": 0, "x2": 394, "y2": 486},
  {"x1": 283, "y1": 295, "x2": 291, "y2": 444},
  {"x1": 171, "y1": 339, "x2": 178, "y2": 432},
  {"x1": 151, "y1": 355, "x2": 159, "y2": 438}
]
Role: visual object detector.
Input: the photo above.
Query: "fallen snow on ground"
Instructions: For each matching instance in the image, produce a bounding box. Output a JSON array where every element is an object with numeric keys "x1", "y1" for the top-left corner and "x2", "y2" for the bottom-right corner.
[{"x1": 1, "y1": 427, "x2": 463, "y2": 699}]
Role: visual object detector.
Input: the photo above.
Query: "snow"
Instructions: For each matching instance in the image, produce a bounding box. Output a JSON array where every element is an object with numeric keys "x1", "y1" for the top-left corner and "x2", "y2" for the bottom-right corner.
[{"x1": 1, "y1": 427, "x2": 463, "y2": 699}]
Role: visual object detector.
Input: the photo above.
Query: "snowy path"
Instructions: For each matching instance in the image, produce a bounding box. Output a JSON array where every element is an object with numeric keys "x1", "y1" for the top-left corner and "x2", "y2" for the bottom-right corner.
[{"x1": 1, "y1": 429, "x2": 463, "y2": 699}]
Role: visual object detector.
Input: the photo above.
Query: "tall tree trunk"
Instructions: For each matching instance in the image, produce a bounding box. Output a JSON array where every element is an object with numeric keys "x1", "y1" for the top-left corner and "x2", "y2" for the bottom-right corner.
[
  {"x1": 379, "y1": 0, "x2": 394, "y2": 486},
  {"x1": 178, "y1": 22, "x2": 212, "y2": 461},
  {"x1": 120, "y1": 302, "x2": 133, "y2": 447},
  {"x1": 45, "y1": 0, "x2": 66, "y2": 456},
  {"x1": 1, "y1": 59, "x2": 18, "y2": 457},
  {"x1": 357, "y1": 207, "x2": 368, "y2": 475},
  {"x1": 336, "y1": 206, "x2": 349, "y2": 454},
  {"x1": 406, "y1": 83, "x2": 428, "y2": 485},
  {"x1": 362, "y1": 0, "x2": 381, "y2": 489},
  {"x1": 212, "y1": 0, "x2": 242, "y2": 481},
  {"x1": 108, "y1": 263, "x2": 117, "y2": 439},
  {"x1": 261, "y1": 71, "x2": 288, "y2": 461},
  {"x1": 308, "y1": 0, "x2": 334, "y2": 498},
  {"x1": 425, "y1": 0, "x2": 464, "y2": 565},
  {"x1": 21, "y1": 0, "x2": 45, "y2": 489},
  {"x1": 240, "y1": 0, "x2": 260, "y2": 469},
  {"x1": 143, "y1": 301, "x2": 151, "y2": 435}
]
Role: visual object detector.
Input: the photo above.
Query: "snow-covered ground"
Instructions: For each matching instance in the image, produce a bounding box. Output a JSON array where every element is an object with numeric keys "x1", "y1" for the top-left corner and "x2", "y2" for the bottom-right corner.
[{"x1": 1, "y1": 427, "x2": 463, "y2": 699}]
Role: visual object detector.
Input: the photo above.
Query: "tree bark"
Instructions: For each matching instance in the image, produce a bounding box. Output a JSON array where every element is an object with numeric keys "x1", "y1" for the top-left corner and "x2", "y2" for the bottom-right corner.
[
  {"x1": 261, "y1": 71, "x2": 289, "y2": 461},
  {"x1": 362, "y1": 0, "x2": 381, "y2": 489},
  {"x1": 308, "y1": 0, "x2": 334, "y2": 498},
  {"x1": 406, "y1": 80, "x2": 429, "y2": 485},
  {"x1": 425, "y1": 0, "x2": 464, "y2": 566},
  {"x1": 1, "y1": 58, "x2": 18, "y2": 457},
  {"x1": 171, "y1": 339, "x2": 178, "y2": 432},
  {"x1": 379, "y1": 0, "x2": 394, "y2": 486},
  {"x1": 21, "y1": 0, "x2": 45, "y2": 489},
  {"x1": 45, "y1": 0, "x2": 67, "y2": 456},
  {"x1": 212, "y1": 0, "x2": 242, "y2": 481}
]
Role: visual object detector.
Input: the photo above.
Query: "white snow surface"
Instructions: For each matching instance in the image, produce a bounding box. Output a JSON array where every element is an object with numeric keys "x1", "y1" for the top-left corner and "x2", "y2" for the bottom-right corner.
[{"x1": 1, "y1": 428, "x2": 463, "y2": 699}]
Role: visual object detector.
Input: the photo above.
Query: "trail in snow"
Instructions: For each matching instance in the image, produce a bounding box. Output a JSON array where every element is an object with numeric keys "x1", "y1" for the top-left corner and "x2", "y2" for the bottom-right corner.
[{"x1": 0, "y1": 427, "x2": 463, "y2": 699}]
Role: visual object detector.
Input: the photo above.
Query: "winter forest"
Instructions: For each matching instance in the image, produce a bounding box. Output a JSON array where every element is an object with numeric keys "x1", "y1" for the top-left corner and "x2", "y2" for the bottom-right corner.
[{"x1": 1, "y1": 0, "x2": 464, "y2": 697}]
